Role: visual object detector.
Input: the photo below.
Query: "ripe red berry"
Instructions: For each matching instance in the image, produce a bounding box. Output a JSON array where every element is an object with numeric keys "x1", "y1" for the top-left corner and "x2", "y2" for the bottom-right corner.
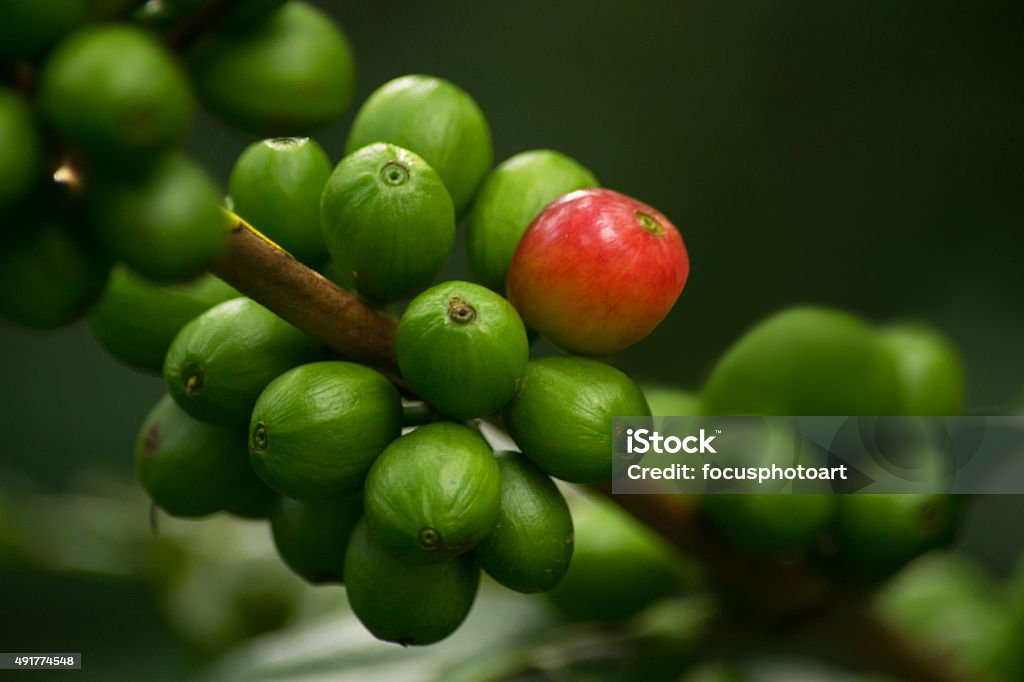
[{"x1": 506, "y1": 188, "x2": 689, "y2": 355}]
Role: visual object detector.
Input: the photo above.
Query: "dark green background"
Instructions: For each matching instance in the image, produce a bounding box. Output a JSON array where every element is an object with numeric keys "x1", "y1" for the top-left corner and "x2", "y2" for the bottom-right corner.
[{"x1": 1, "y1": 1, "x2": 1022, "y2": 678}]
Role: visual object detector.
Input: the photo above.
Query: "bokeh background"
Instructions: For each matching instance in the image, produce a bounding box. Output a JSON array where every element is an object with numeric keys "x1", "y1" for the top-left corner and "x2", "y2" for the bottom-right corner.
[{"x1": 1, "y1": 1, "x2": 1022, "y2": 680}]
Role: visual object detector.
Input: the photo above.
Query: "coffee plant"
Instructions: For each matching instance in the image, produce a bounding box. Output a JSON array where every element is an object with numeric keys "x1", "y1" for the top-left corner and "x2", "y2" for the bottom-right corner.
[{"x1": 1, "y1": 3, "x2": 1019, "y2": 681}]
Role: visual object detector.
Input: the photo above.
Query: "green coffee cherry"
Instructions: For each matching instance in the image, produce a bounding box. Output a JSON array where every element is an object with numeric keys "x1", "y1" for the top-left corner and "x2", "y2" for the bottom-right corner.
[
  {"x1": 249, "y1": 361, "x2": 403, "y2": 499},
  {"x1": 503, "y1": 356, "x2": 651, "y2": 483},
  {"x1": 164, "y1": 298, "x2": 322, "y2": 426},
  {"x1": 269, "y1": 495, "x2": 362, "y2": 584},
  {"x1": 876, "y1": 552, "x2": 1007, "y2": 679},
  {"x1": 225, "y1": 483, "x2": 278, "y2": 520},
  {"x1": 346, "y1": 74, "x2": 492, "y2": 214},
  {"x1": 321, "y1": 143, "x2": 455, "y2": 302},
  {"x1": 135, "y1": 394, "x2": 264, "y2": 518},
  {"x1": 89, "y1": 266, "x2": 237, "y2": 373},
  {"x1": 702, "y1": 307, "x2": 903, "y2": 416},
  {"x1": 696, "y1": 419, "x2": 834, "y2": 551},
  {"x1": 879, "y1": 323, "x2": 965, "y2": 415},
  {"x1": 89, "y1": 155, "x2": 227, "y2": 282},
  {"x1": 39, "y1": 25, "x2": 193, "y2": 165},
  {"x1": 228, "y1": 137, "x2": 332, "y2": 264},
  {"x1": 475, "y1": 452, "x2": 574, "y2": 593},
  {"x1": 343, "y1": 519, "x2": 480, "y2": 646},
  {"x1": 467, "y1": 149, "x2": 598, "y2": 291},
  {"x1": 396, "y1": 281, "x2": 529, "y2": 419},
  {"x1": 642, "y1": 385, "x2": 703, "y2": 416},
  {"x1": 0, "y1": 89, "x2": 43, "y2": 214},
  {"x1": 546, "y1": 493, "x2": 684, "y2": 620},
  {"x1": 364, "y1": 422, "x2": 500, "y2": 562},
  {"x1": 991, "y1": 557, "x2": 1024, "y2": 680},
  {"x1": 836, "y1": 494, "x2": 959, "y2": 580},
  {"x1": 188, "y1": 2, "x2": 355, "y2": 135},
  {"x1": 159, "y1": 532, "x2": 301, "y2": 654},
  {"x1": 700, "y1": 495, "x2": 834, "y2": 554},
  {"x1": 831, "y1": 416, "x2": 953, "y2": 495},
  {"x1": 0, "y1": 201, "x2": 110, "y2": 329},
  {"x1": 0, "y1": 0, "x2": 88, "y2": 61}
]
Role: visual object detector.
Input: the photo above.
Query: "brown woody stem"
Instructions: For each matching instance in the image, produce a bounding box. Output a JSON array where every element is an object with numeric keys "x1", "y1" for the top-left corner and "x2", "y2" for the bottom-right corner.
[{"x1": 211, "y1": 212, "x2": 398, "y2": 371}]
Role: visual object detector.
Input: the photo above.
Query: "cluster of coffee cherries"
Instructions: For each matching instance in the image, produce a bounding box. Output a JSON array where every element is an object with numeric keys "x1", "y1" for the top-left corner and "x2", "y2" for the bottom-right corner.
[
  {"x1": 0, "y1": 0, "x2": 694, "y2": 646},
  {"x1": 128, "y1": 67, "x2": 689, "y2": 643},
  {"x1": 0, "y1": 1, "x2": 358, "y2": 325}
]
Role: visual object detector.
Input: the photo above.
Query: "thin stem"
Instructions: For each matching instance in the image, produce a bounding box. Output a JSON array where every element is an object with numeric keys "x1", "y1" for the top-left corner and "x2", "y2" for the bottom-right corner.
[{"x1": 211, "y1": 212, "x2": 398, "y2": 371}]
